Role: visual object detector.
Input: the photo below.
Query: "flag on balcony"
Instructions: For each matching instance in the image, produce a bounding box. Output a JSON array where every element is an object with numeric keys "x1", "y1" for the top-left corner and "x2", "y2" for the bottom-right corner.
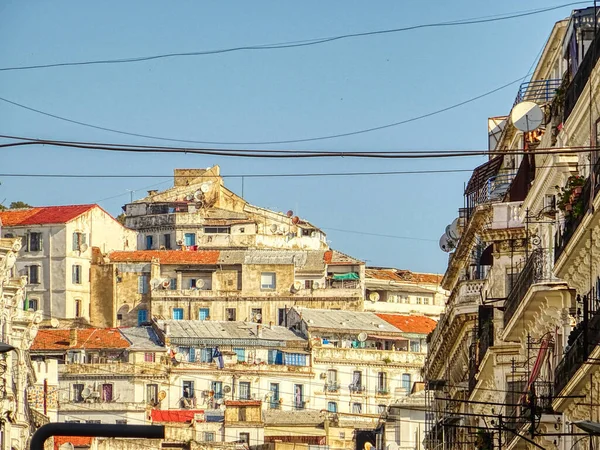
[{"x1": 213, "y1": 347, "x2": 224, "y2": 369}]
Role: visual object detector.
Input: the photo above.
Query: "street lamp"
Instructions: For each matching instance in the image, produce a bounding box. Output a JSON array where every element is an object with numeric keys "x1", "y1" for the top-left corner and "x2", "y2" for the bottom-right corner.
[
  {"x1": 0, "y1": 343, "x2": 15, "y2": 354},
  {"x1": 573, "y1": 421, "x2": 600, "y2": 435}
]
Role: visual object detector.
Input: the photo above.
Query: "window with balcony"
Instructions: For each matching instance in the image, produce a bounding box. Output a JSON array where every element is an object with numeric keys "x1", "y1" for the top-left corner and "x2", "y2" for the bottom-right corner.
[
  {"x1": 101, "y1": 383, "x2": 113, "y2": 402},
  {"x1": 294, "y1": 384, "x2": 304, "y2": 410},
  {"x1": 350, "y1": 371, "x2": 363, "y2": 392},
  {"x1": 226, "y1": 308, "x2": 236, "y2": 321},
  {"x1": 410, "y1": 340, "x2": 421, "y2": 352},
  {"x1": 212, "y1": 381, "x2": 223, "y2": 400},
  {"x1": 72, "y1": 232, "x2": 86, "y2": 251},
  {"x1": 326, "y1": 369, "x2": 339, "y2": 391},
  {"x1": 26, "y1": 298, "x2": 39, "y2": 311},
  {"x1": 28, "y1": 265, "x2": 40, "y2": 285},
  {"x1": 73, "y1": 383, "x2": 84, "y2": 403},
  {"x1": 182, "y1": 380, "x2": 194, "y2": 399},
  {"x1": 72, "y1": 265, "x2": 82, "y2": 284},
  {"x1": 239, "y1": 382, "x2": 251, "y2": 400},
  {"x1": 260, "y1": 272, "x2": 276, "y2": 290},
  {"x1": 377, "y1": 372, "x2": 388, "y2": 394},
  {"x1": 233, "y1": 348, "x2": 245, "y2": 362},
  {"x1": 352, "y1": 403, "x2": 362, "y2": 414},
  {"x1": 146, "y1": 384, "x2": 158, "y2": 405}
]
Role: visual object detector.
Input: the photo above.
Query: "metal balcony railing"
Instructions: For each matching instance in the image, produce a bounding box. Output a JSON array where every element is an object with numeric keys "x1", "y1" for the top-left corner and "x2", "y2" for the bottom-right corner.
[
  {"x1": 503, "y1": 249, "x2": 552, "y2": 327},
  {"x1": 514, "y1": 79, "x2": 561, "y2": 105},
  {"x1": 324, "y1": 382, "x2": 340, "y2": 393}
]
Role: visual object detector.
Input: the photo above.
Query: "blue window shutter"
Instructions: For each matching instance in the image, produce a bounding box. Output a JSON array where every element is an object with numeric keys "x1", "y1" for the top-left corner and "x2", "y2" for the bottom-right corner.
[
  {"x1": 170, "y1": 278, "x2": 177, "y2": 290},
  {"x1": 137, "y1": 310, "x2": 147, "y2": 325},
  {"x1": 199, "y1": 308, "x2": 209, "y2": 320},
  {"x1": 268, "y1": 350, "x2": 275, "y2": 364},
  {"x1": 189, "y1": 348, "x2": 196, "y2": 362},
  {"x1": 72, "y1": 233, "x2": 78, "y2": 251},
  {"x1": 275, "y1": 351, "x2": 283, "y2": 365}
]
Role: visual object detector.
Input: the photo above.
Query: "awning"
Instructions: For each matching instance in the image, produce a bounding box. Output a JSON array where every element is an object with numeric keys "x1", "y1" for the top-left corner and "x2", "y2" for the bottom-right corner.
[
  {"x1": 465, "y1": 156, "x2": 504, "y2": 195},
  {"x1": 367, "y1": 335, "x2": 408, "y2": 341},
  {"x1": 332, "y1": 272, "x2": 359, "y2": 280}
]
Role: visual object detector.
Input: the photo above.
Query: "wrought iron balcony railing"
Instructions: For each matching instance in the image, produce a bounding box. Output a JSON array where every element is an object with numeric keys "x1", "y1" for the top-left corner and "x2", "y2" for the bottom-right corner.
[{"x1": 514, "y1": 79, "x2": 561, "y2": 105}]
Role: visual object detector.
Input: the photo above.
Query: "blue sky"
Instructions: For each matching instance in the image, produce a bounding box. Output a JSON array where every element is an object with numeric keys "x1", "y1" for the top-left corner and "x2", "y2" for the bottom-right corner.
[{"x1": 0, "y1": 1, "x2": 581, "y2": 273}]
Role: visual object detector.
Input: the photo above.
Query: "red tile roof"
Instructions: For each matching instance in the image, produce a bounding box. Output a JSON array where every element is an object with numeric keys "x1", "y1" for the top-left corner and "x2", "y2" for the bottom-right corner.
[
  {"x1": 324, "y1": 249, "x2": 363, "y2": 265},
  {"x1": 109, "y1": 250, "x2": 221, "y2": 265},
  {"x1": 31, "y1": 329, "x2": 131, "y2": 351},
  {"x1": 376, "y1": 314, "x2": 437, "y2": 334},
  {"x1": 0, "y1": 204, "x2": 96, "y2": 226},
  {"x1": 54, "y1": 436, "x2": 92, "y2": 450},
  {"x1": 151, "y1": 409, "x2": 205, "y2": 423},
  {"x1": 366, "y1": 268, "x2": 443, "y2": 284}
]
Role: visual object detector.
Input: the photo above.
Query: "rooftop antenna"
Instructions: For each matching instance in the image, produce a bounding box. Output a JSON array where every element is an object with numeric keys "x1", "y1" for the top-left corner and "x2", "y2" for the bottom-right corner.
[{"x1": 126, "y1": 189, "x2": 135, "y2": 203}]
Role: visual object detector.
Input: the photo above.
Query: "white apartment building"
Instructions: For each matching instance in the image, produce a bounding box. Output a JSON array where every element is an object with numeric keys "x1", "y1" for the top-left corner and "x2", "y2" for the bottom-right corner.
[
  {"x1": 364, "y1": 267, "x2": 447, "y2": 319},
  {"x1": 0, "y1": 204, "x2": 136, "y2": 321}
]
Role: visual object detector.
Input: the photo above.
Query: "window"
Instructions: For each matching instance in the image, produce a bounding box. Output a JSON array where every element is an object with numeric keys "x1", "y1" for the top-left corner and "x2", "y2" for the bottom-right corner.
[
  {"x1": 101, "y1": 383, "x2": 113, "y2": 402},
  {"x1": 377, "y1": 372, "x2": 387, "y2": 393},
  {"x1": 138, "y1": 309, "x2": 148, "y2": 325},
  {"x1": 86, "y1": 420, "x2": 101, "y2": 424},
  {"x1": 506, "y1": 270, "x2": 520, "y2": 296},
  {"x1": 145, "y1": 235, "x2": 153, "y2": 250},
  {"x1": 199, "y1": 308, "x2": 210, "y2": 320},
  {"x1": 116, "y1": 420, "x2": 127, "y2": 425},
  {"x1": 26, "y1": 298, "x2": 38, "y2": 311},
  {"x1": 327, "y1": 369, "x2": 338, "y2": 387},
  {"x1": 72, "y1": 265, "x2": 82, "y2": 284},
  {"x1": 260, "y1": 272, "x2": 276, "y2": 290},
  {"x1": 233, "y1": 348, "x2": 245, "y2": 362},
  {"x1": 294, "y1": 384, "x2": 304, "y2": 410},
  {"x1": 170, "y1": 278, "x2": 177, "y2": 290},
  {"x1": 28, "y1": 265, "x2": 40, "y2": 285},
  {"x1": 164, "y1": 234, "x2": 171, "y2": 250},
  {"x1": 73, "y1": 383, "x2": 84, "y2": 403},
  {"x1": 72, "y1": 232, "x2": 86, "y2": 251},
  {"x1": 226, "y1": 308, "x2": 236, "y2": 321},
  {"x1": 352, "y1": 403, "x2": 362, "y2": 414},
  {"x1": 204, "y1": 226, "x2": 230, "y2": 234},
  {"x1": 28, "y1": 232, "x2": 42, "y2": 252},
  {"x1": 239, "y1": 433, "x2": 250, "y2": 445},
  {"x1": 251, "y1": 308, "x2": 263, "y2": 323},
  {"x1": 204, "y1": 432, "x2": 215, "y2": 442},
  {"x1": 144, "y1": 352, "x2": 155, "y2": 362},
  {"x1": 403, "y1": 297, "x2": 410, "y2": 304},
  {"x1": 74, "y1": 299, "x2": 81, "y2": 318},
  {"x1": 325, "y1": 401, "x2": 337, "y2": 413},
  {"x1": 146, "y1": 384, "x2": 158, "y2": 405},
  {"x1": 269, "y1": 383, "x2": 280, "y2": 409},
  {"x1": 424, "y1": 297, "x2": 430, "y2": 305},
  {"x1": 183, "y1": 380, "x2": 194, "y2": 398},
  {"x1": 212, "y1": 381, "x2": 223, "y2": 399},
  {"x1": 378, "y1": 404, "x2": 386, "y2": 414},
  {"x1": 277, "y1": 308, "x2": 286, "y2": 326},
  {"x1": 184, "y1": 233, "x2": 196, "y2": 246},
  {"x1": 402, "y1": 373, "x2": 412, "y2": 393},
  {"x1": 65, "y1": 420, "x2": 80, "y2": 423},
  {"x1": 179, "y1": 347, "x2": 195, "y2": 362},
  {"x1": 351, "y1": 371, "x2": 363, "y2": 391},
  {"x1": 172, "y1": 308, "x2": 184, "y2": 320},
  {"x1": 410, "y1": 340, "x2": 421, "y2": 352},
  {"x1": 138, "y1": 275, "x2": 148, "y2": 294},
  {"x1": 416, "y1": 297, "x2": 422, "y2": 304},
  {"x1": 239, "y1": 381, "x2": 251, "y2": 400},
  {"x1": 200, "y1": 348, "x2": 213, "y2": 363},
  {"x1": 304, "y1": 280, "x2": 313, "y2": 289}
]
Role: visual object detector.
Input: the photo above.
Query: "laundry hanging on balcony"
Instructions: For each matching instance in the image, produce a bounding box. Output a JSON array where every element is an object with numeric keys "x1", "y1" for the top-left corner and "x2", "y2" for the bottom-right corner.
[{"x1": 332, "y1": 272, "x2": 359, "y2": 281}]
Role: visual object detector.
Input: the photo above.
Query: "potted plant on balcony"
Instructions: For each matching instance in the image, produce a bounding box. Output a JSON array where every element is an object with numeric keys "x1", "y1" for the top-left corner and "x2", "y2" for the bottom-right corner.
[{"x1": 556, "y1": 175, "x2": 585, "y2": 217}]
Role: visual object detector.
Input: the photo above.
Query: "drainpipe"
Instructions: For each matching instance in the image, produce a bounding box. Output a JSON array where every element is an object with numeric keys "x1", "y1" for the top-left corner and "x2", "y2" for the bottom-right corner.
[{"x1": 48, "y1": 229, "x2": 53, "y2": 319}]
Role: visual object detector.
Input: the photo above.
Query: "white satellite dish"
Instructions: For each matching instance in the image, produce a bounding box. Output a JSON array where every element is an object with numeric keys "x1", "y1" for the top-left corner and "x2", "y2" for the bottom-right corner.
[
  {"x1": 357, "y1": 331, "x2": 368, "y2": 342},
  {"x1": 387, "y1": 443, "x2": 399, "y2": 450},
  {"x1": 369, "y1": 292, "x2": 380, "y2": 302},
  {"x1": 161, "y1": 279, "x2": 171, "y2": 289},
  {"x1": 439, "y1": 234, "x2": 456, "y2": 253},
  {"x1": 79, "y1": 243, "x2": 89, "y2": 252},
  {"x1": 196, "y1": 279, "x2": 205, "y2": 289},
  {"x1": 174, "y1": 353, "x2": 184, "y2": 363},
  {"x1": 150, "y1": 278, "x2": 162, "y2": 290},
  {"x1": 193, "y1": 190, "x2": 204, "y2": 201},
  {"x1": 270, "y1": 224, "x2": 279, "y2": 233},
  {"x1": 254, "y1": 313, "x2": 262, "y2": 322},
  {"x1": 60, "y1": 443, "x2": 75, "y2": 450},
  {"x1": 81, "y1": 388, "x2": 92, "y2": 399},
  {"x1": 200, "y1": 182, "x2": 212, "y2": 193},
  {"x1": 185, "y1": 194, "x2": 194, "y2": 201},
  {"x1": 447, "y1": 217, "x2": 461, "y2": 241},
  {"x1": 223, "y1": 385, "x2": 232, "y2": 394},
  {"x1": 511, "y1": 101, "x2": 544, "y2": 132},
  {"x1": 50, "y1": 318, "x2": 60, "y2": 328},
  {"x1": 292, "y1": 281, "x2": 303, "y2": 292},
  {"x1": 216, "y1": 398, "x2": 224, "y2": 405}
]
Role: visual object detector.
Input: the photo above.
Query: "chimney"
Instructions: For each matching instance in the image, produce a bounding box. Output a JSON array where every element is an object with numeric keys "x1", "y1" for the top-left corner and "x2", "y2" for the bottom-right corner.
[
  {"x1": 69, "y1": 329, "x2": 78, "y2": 347},
  {"x1": 269, "y1": 321, "x2": 273, "y2": 330},
  {"x1": 257, "y1": 324, "x2": 263, "y2": 338},
  {"x1": 147, "y1": 190, "x2": 158, "y2": 196},
  {"x1": 164, "y1": 323, "x2": 171, "y2": 337}
]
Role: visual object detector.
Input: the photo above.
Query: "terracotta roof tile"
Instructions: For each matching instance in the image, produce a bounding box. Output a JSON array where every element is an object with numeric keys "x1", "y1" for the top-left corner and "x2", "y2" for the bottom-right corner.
[
  {"x1": 0, "y1": 204, "x2": 97, "y2": 226},
  {"x1": 324, "y1": 249, "x2": 363, "y2": 265},
  {"x1": 376, "y1": 314, "x2": 437, "y2": 334},
  {"x1": 54, "y1": 436, "x2": 92, "y2": 450},
  {"x1": 31, "y1": 329, "x2": 131, "y2": 351},
  {"x1": 109, "y1": 250, "x2": 220, "y2": 265},
  {"x1": 366, "y1": 268, "x2": 442, "y2": 284}
]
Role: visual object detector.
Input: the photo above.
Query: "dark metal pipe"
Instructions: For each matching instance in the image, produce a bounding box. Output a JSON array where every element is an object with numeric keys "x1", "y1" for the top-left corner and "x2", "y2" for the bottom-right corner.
[{"x1": 30, "y1": 423, "x2": 165, "y2": 450}]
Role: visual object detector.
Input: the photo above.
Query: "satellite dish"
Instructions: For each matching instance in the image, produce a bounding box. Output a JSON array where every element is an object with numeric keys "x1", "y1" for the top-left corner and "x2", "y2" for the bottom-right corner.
[
  {"x1": 511, "y1": 101, "x2": 544, "y2": 132},
  {"x1": 50, "y1": 318, "x2": 60, "y2": 328},
  {"x1": 369, "y1": 292, "x2": 380, "y2": 302},
  {"x1": 223, "y1": 385, "x2": 232, "y2": 394},
  {"x1": 196, "y1": 279, "x2": 205, "y2": 289},
  {"x1": 200, "y1": 182, "x2": 212, "y2": 193},
  {"x1": 60, "y1": 443, "x2": 75, "y2": 450},
  {"x1": 447, "y1": 218, "x2": 461, "y2": 241},
  {"x1": 286, "y1": 210, "x2": 294, "y2": 218},
  {"x1": 193, "y1": 190, "x2": 204, "y2": 201},
  {"x1": 185, "y1": 194, "x2": 194, "y2": 201},
  {"x1": 292, "y1": 281, "x2": 303, "y2": 292},
  {"x1": 174, "y1": 353, "x2": 184, "y2": 363},
  {"x1": 177, "y1": 239, "x2": 184, "y2": 246},
  {"x1": 310, "y1": 231, "x2": 317, "y2": 238},
  {"x1": 81, "y1": 388, "x2": 92, "y2": 399},
  {"x1": 270, "y1": 224, "x2": 279, "y2": 233},
  {"x1": 292, "y1": 216, "x2": 300, "y2": 225},
  {"x1": 439, "y1": 234, "x2": 456, "y2": 253},
  {"x1": 158, "y1": 390, "x2": 167, "y2": 401},
  {"x1": 387, "y1": 443, "x2": 399, "y2": 450},
  {"x1": 5, "y1": 253, "x2": 16, "y2": 270},
  {"x1": 357, "y1": 332, "x2": 368, "y2": 342},
  {"x1": 150, "y1": 278, "x2": 162, "y2": 290},
  {"x1": 216, "y1": 398, "x2": 224, "y2": 405},
  {"x1": 79, "y1": 243, "x2": 89, "y2": 252},
  {"x1": 161, "y1": 279, "x2": 171, "y2": 289},
  {"x1": 255, "y1": 313, "x2": 262, "y2": 322},
  {"x1": 32, "y1": 312, "x2": 43, "y2": 324}
]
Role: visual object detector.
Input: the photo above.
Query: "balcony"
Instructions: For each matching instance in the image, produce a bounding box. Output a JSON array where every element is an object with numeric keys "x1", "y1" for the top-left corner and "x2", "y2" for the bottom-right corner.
[
  {"x1": 349, "y1": 384, "x2": 366, "y2": 394},
  {"x1": 375, "y1": 387, "x2": 390, "y2": 397},
  {"x1": 59, "y1": 363, "x2": 167, "y2": 377},
  {"x1": 554, "y1": 290, "x2": 600, "y2": 396},
  {"x1": 324, "y1": 382, "x2": 340, "y2": 393},
  {"x1": 60, "y1": 401, "x2": 147, "y2": 412},
  {"x1": 513, "y1": 79, "x2": 561, "y2": 106},
  {"x1": 503, "y1": 249, "x2": 553, "y2": 328},
  {"x1": 153, "y1": 286, "x2": 361, "y2": 299},
  {"x1": 313, "y1": 347, "x2": 425, "y2": 366},
  {"x1": 171, "y1": 361, "x2": 313, "y2": 375}
]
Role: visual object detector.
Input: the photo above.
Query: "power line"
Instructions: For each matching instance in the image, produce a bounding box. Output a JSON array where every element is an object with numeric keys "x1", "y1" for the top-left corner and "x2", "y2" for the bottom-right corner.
[
  {"x1": 0, "y1": 73, "x2": 525, "y2": 145},
  {"x1": 322, "y1": 227, "x2": 438, "y2": 242},
  {"x1": 0, "y1": 2, "x2": 586, "y2": 73}
]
